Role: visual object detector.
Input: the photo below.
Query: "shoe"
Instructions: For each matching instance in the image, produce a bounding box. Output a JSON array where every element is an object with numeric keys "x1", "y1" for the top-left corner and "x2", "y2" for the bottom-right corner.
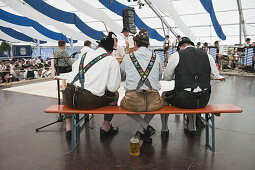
[
  {"x1": 135, "y1": 131, "x2": 152, "y2": 143},
  {"x1": 100, "y1": 125, "x2": 119, "y2": 137},
  {"x1": 65, "y1": 130, "x2": 72, "y2": 139},
  {"x1": 144, "y1": 125, "x2": 155, "y2": 137},
  {"x1": 184, "y1": 128, "x2": 197, "y2": 136},
  {"x1": 161, "y1": 130, "x2": 169, "y2": 137}
]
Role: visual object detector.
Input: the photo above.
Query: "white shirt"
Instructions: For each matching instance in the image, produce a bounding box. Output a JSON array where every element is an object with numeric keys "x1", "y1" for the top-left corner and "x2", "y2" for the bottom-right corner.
[
  {"x1": 121, "y1": 47, "x2": 162, "y2": 91},
  {"x1": 72, "y1": 46, "x2": 93, "y2": 71},
  {"x1": 127, "y1": 35, "x2": 134, "y2": 49},
  {"x1": 112, "y1": 46, "x2": 125, "y2": 58},
  {"x1": 164, "y1": 46, "x2": 220, "y2": 92},
  {"x1": 67, "y1": 47, "x2": 121, "y2": 96}
]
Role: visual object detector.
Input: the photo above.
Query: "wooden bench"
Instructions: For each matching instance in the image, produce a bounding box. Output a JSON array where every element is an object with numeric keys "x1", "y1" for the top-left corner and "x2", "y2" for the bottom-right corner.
[{"x1": 45, "y1": 104, "x2": 242, "y2": 152}]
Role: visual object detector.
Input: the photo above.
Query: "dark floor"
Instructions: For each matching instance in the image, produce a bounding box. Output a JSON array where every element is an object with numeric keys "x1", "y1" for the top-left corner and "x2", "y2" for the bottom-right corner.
[{"x1": 0, "y1": 76, "x2": 255, "y2": 170}]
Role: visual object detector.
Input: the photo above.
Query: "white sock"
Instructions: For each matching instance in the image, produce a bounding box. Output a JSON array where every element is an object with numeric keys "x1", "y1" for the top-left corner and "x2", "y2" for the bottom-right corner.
[{"x1": 161, "y1": 114, "x2": 169, "y2": 131}]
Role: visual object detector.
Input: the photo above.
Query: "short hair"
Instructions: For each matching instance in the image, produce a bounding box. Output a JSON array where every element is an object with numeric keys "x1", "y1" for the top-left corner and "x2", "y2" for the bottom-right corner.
[
  {"x1": 197, "y1": 42, "x2": 201, "y2": 45},
  {"x1": 165, "y1": 35, "x2": 169, "y2": 38},
  {"x1": 84, "y1": 40, "x2": 92, "y2": 47},
  {"x1": 58, "y1": 40, "x2": 66, "y2": 47},
  {"x1": 177, "y1": 35, "x2": 181, "y2": 38},
  {"x1": 214, "y1": 41, "x2": 219, "y2": 45},
  {"x1": 135, "y1": 40, "x2": 149, "y2": 48}
]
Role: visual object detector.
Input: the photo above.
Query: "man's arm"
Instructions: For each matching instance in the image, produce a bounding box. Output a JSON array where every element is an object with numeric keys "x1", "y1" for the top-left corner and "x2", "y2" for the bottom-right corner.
[
  {"x1": 120, "y1": 54, "x2": 127, "y2": 81},
  {"x1": 163, "y1": 52, "x2": 179, "y2": 81},
  {"x1": 208, "y1": 54, "x2": 220, "y2": 79},
  {"x1": 107, "y1": 59, "x2": 121, "y2": 92}
]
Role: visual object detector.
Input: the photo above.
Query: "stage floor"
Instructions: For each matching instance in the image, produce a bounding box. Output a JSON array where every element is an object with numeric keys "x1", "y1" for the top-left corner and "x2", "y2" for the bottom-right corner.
[{"x1": 0, "y1": 76, "x2": 255, "y2": 170}]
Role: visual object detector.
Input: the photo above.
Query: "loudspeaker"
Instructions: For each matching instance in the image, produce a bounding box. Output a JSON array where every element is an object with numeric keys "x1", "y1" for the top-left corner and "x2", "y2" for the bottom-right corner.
[{"x1": 122, "y1": 8, "x2": 137, "y2": 34}]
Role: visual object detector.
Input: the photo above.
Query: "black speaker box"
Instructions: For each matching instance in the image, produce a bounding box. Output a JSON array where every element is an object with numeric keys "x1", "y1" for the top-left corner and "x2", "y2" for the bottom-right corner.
[{"x1": 122, "y1": 8, "x2": 137, "y2": 34}]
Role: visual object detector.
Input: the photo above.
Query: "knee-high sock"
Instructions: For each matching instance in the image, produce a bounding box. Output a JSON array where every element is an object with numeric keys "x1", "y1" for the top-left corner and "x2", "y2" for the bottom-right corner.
[
  {"x1": 128, "y1": 114, "x2": 148, "y2": 130},
  {"x1": 161, "y1": 114, "x2": 169, "y2": 131},
  {"x1": 144, "y1": 114, "x2": 155, "y2": 124},
  {"x1": 187, "y1": 114, "x2": 196, "y2": 131},
  {"x1": 137, "y1": 114, "x2": 155, "y2": 133}
]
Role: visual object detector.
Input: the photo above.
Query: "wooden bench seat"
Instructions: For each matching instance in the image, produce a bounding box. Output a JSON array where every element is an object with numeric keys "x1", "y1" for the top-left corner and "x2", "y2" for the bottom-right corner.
[
  {"x1": 44, "y1": 104, "x2": 242, "y2": 152},
  {"x1": 45, "y1": 104, "x2": 242, "y2": 115}
]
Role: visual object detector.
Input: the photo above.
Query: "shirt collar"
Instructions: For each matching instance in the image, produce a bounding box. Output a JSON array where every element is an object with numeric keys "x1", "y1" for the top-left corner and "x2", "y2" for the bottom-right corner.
[
  {"x1": 184, "y1": 45, "x2": 194, "y2": 49},
  {"x1": 137, "y1": 46, "x2": 148, "y2": 52}
]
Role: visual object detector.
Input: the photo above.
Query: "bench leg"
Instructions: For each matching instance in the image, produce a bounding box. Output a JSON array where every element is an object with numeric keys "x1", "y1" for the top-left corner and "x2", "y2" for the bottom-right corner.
[
  {"x1": 211, "y1": 114, "x2": 215, "y2": 152},
  {"x1": 71, "y1": 114, "x2": 89, "y2": 152},
  {"x1": 71, "y1": 114, "x2": 75, "y2": 152},
  {"x1": 205, "y1": 114, "x2": 209, "y2": 146},
  {"x1": 199, "y1": 113, "x2": 216, "y2": 152}
]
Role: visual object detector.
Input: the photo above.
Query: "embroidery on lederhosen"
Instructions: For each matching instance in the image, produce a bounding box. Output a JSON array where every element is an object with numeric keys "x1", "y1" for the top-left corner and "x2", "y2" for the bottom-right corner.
[
  {"x1": 71, "y1": 53, "x2": 108, "y2": 89},
  {"x1": 129, "y1": 52, "x2": 157, "y2": 90}
]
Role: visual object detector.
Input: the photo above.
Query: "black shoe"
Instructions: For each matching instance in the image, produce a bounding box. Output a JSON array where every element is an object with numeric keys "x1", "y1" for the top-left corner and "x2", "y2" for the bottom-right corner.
[
  {"x1": 161, "y1": 130, "x2": 169, "y2": 137},
  {"x1": 65, "y1": 130, "x2": 72, "y2": 139},
  {"x1": 100, "y1": 125, "x2": 119, "y2": 137},
  {"x1": 184, "y1": 128, "x2": 197, "y2": 136},
  {"x1": 135, "y1": 131, "x2": 152, "y2": 143},
  {"x1": 144, "y1": 125, "x2": 155, "y2": 137}
]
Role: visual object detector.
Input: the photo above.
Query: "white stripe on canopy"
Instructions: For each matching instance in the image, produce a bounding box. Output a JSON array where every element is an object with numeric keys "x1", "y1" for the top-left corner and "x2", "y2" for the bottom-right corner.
[
  {"x1": 150, "y1": 0, "x2": 196, "y2": 41},
  {"x1": 65, "y1": 0, "x2": 122, "y2": 35},
  {"x1": 0, "y1": 19, "x2": 54, "y2": 42},
  {"x1": 2, "y1": 0, "x2": 96, "y2": 43}
]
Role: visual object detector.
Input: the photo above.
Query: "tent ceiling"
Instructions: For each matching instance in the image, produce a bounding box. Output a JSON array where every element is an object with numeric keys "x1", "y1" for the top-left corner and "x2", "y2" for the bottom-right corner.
[{"x1": 0, "y1": 0, "x2": 254, "y2": 46}]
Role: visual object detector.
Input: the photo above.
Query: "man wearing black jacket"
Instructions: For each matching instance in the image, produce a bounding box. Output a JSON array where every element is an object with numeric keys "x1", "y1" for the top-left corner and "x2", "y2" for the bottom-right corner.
[{"x1": 161, "y1": 37, "x2": 220, "y2": 136}]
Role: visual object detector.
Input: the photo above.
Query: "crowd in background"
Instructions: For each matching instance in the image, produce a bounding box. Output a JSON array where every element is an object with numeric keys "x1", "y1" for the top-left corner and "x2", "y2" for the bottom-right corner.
[{"x1": 0, "y1": 56, "x2": 52, "y2": 84}]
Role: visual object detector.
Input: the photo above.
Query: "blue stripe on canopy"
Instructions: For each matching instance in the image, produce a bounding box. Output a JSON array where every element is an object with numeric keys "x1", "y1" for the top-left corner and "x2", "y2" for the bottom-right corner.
[
  {"x1": 23, "y1": 0, "x2": 105, "y2": 40},
  {"x1": 0, "y1": 9, "x2": 77, "y2": 43},
  {"x1": 200, "y1": 0, "x2": 226, "y2": 40},
  {"x1": 0, "y1": 26, "x2": 47, "y2": 44},
  {"x1": 99, "y1": 0, "x2": 164, "y2": 41}
]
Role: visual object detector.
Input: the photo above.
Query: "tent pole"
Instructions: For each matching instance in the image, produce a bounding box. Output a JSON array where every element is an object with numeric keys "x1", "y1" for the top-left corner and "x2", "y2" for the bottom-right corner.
[
  {"x1": 237, "y1": 0, "x2": 246, "y2": 44},
  {"x1": 71, "y1": 37, "x2": 73, "y2": 54},
  {"x1": 37, "y1": 39, "x2": 40, "y2": 58},
  {"x1": 144, "y1": 0, "x2": 177, "y2": 37}
]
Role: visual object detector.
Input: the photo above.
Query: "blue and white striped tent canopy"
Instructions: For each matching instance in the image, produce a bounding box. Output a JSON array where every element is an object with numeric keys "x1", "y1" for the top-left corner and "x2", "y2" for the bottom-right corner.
[{"x1": 0, "y1": 0, "x2": 255, "y2": 47}]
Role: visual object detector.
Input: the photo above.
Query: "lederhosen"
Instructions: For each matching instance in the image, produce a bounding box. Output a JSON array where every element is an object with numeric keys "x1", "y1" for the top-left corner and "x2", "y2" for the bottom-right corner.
[
  {"x1": 120, "y1": 52, "x2": 163, "y2": 112},
  {"x1": 63, "y1": 53, "x2": 116, "y2": 120}
]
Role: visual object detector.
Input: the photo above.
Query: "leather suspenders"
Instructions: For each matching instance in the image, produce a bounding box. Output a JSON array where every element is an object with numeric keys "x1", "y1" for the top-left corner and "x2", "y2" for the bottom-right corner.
[
  {"x1": 71, "y1": 53, "x2": 108, "y2": 88},
  {"x1": 129, "y1": 52, "x2": 157, "y2": 90}
]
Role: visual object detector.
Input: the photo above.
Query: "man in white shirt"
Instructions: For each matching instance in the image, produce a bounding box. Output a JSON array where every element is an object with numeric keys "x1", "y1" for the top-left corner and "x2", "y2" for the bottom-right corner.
[
  {"x1": 162, "y1": 37, "x2": 220, "y2": 136},
  {"x1": 121, "y1": 27, "x2": 134, "y2": 54},
  {"x1": 111, "y1": 38, "x2": 125, "y2": 59},
  {"x1": 63, "y1": 32, "x2": 121, "y2": 139}
]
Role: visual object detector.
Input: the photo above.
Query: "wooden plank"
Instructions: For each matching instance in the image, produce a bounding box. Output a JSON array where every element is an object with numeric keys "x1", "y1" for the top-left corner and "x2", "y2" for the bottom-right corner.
[{"x1": 45, "y1": 104, "x2": 242, "y2": 115}]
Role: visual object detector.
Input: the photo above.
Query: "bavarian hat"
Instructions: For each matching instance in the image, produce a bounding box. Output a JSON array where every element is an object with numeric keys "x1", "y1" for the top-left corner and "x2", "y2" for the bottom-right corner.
[
  {"x1": 177, "y1": 37, "x2": 194, "y2": 51},
  {"x1": 133, "y1": 28, "x2": 150, "y2": 45},
  {"x1": 97, "y1": 32, "x2": 117, "y2": 51}
]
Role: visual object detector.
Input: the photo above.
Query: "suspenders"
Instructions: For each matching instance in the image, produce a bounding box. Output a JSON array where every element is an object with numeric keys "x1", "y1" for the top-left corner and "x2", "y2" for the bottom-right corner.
[
  {"x1": 71, "y1": 52, "x2": 108, "y2": 88},
  {"x1": 129, "y1": 52, "x2": 157, "y2": 90}
]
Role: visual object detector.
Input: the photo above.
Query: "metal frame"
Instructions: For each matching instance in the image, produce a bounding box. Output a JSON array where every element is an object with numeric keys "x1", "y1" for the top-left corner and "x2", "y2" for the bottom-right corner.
[
  {"x1": 198, "y1": 113, "x2": 216, "y2": 152},
  {"x1": 71, "y1": 114, "x2": 89, "y2": 152}
]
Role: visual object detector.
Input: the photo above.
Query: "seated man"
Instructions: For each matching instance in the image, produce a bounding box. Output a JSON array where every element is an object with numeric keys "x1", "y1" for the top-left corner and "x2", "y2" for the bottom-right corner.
[
  {"x1": 63, "y1": 32, "x2": 121, "y2": 139},
  {"x1": 162, "y1": 37, "x2": 220, "y2": 136},
  {"x1": 120, "y1": 28, "x2": 163, "y2": 143}
]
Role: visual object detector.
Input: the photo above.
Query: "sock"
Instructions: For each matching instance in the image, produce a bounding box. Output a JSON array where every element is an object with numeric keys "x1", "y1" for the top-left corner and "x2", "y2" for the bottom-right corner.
[
  {"x1": 144, "y1": 114, "x2": 155, "y2": 124},
  {"x1": 128, "y1": 114, "x2": 148, "y2": 129},
  {"x1": 187, "y1": 114, "x2": 196, "y2": 131},
  {"x1": 161, "y1": 114, "x2": 169, "y2": 131}
]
